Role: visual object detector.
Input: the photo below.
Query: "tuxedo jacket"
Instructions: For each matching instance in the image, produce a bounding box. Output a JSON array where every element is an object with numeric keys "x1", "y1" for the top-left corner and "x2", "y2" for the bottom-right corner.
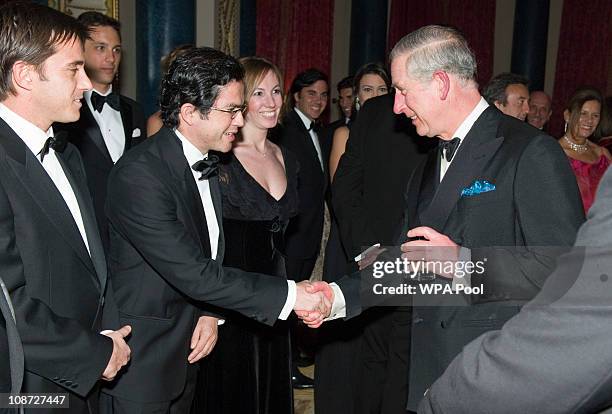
[
  {"x1": 332, "y1": 92, "x2": 434, "y2": 261},
  {"x1": 419, "y1": 169, "x2": 612, "y2": 414},
  {"x1": 335, "y1": 107, "x2": 585, "y2": 406},
  {"x1": 0, "y1": 276, "x2": 23, "y2": 397},
  {"x1": 274, "y1": 109, "x2": 328, "y2": 260},
  {"x1": 103, "y1": 127, "x2": 289, "y2": 403},
  {"x1": 0, "y1": 119, "x2": 113, "y2": 413},
  {"x1": 55, "y1": 96, "x2": 146, "y2": 252}
]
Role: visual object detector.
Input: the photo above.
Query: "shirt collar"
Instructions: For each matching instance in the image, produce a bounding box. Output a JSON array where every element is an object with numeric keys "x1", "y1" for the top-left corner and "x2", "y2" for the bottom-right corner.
[
  {"x1": 294, "y1": 107, "x2": 314, "y2": 130},
  {"x1": 450, "y1": 97, "x2": 489, "y2": 141},
  {"x1": 0, "y1": 103, "x2": 53, "y2": 157},
  {"x1": 85, "y1": 85, "x2": 113, "y2": 100},
  {"x1": 174, "y1": 128, "x2": 208, "y2": 168}
]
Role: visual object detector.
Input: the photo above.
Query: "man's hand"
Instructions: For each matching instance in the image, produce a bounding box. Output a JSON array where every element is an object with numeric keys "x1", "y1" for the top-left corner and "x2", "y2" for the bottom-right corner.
[
  {"x1": 401, "y1": 226, "x2": 460, "y2": 278},
  {"x1": 188, "y1": 315, "x2": 219, "y2": 363},
  {"x1": 294, "y1": 280, "x2": 331, "y2": 318},
  {"x1": 101, "y1": 325, "x2": 132, "y2": 381},
  {"x1": 295, "y1": 281, "x2": 335, "y2": 328}
]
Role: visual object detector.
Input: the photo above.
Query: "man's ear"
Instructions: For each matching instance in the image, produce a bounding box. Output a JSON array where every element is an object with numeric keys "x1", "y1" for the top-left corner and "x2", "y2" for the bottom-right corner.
[
  {"x1": 293, "y1": 91, "x2": 300, "y2": 105},
  {"x1": 179, "y1": 103, "x2": 199, "y2": 126},
  {"x1": 432, "y1": 70, "x2": 450, "y2": 100},
  {"x1": 11, "y1": 61, "x2": 35, "y2": 92},
  {"x1": 494, "y1": 101, "x2": 504, "y2": 111}
]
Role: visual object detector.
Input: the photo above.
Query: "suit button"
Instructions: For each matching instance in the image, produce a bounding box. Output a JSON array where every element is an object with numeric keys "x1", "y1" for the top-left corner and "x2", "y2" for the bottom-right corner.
[
  {"x1": 71, "y1": 383, "x2": 78, "y2": 388},
  {"x1": 53, "y1": 376, "x2": 60, "y2": 380},
  {"x1": 58, "y1": 379, "x2": 65, "y2": 383},
  {"x1": 65, "y1": 381, "x2": 72, "y2": 386}
]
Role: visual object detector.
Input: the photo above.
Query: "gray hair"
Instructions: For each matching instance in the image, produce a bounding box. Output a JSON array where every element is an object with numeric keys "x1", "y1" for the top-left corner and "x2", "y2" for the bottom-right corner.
[{"x1": 389, "y1": 25, "x2": 477, "y2": 84}]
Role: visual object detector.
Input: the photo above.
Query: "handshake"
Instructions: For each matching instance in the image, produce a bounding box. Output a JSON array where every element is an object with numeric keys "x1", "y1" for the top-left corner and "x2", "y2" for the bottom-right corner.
[{"x1": 293, "y1": 280, "x2": 336, "y2": 328}]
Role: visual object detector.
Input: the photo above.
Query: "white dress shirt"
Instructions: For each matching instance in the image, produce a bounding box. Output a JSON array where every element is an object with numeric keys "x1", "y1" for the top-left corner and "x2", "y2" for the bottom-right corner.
[
  {"x1": 0, "y1": 104, "x2": 91, "y2": 255},
  {"x1": 439, "y1": 97, "x2": 489, "y2": 181},
  {"x1": 174, "y1": 130, "x2": 296, "y2": 320},
  {"x1": 84, "y1": 87, "x2": 125, "y2": 163},
  {"x1": 327, "y1": 98, "x2": 492, "y2": 320},
  {"x1": 294, "y1": 107, "x2": 324, "y2": 170}
]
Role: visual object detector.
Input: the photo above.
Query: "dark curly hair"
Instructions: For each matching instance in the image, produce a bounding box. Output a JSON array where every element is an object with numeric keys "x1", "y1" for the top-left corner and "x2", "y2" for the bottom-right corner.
[{"x1": 159, "y1": 47, "x2": 244, "y2": 128}]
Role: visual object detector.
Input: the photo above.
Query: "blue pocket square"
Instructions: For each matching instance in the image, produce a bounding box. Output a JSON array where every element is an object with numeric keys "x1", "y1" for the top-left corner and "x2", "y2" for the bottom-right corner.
[{"x1": 461, "y1": 180, "x2": 496, "y2": 197}]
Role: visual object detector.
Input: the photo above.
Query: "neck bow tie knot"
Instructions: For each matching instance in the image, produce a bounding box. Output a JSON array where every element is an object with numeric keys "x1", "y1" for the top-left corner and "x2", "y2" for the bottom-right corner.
[
  {"x1": 38, "y1": 131, "x2": 68, "y2": 162},
  {"x1": 192, "y1": 154, "x2": 220, "y2": 180},
  {"x1": 91, "y1": 91, "x2": 121, "y2": 112},
  {"x1": 439, "y1": 137, "x2": 461, "y2": 162}
]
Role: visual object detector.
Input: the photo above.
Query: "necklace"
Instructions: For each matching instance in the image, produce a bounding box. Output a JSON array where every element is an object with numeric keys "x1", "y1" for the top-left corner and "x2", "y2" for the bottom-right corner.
[
  {"x1": 563, "y1": 135, "x2": 589, "y2": 153},
  {"x1": 252, "y1": 144, "x2": 268, "y2": 157}
]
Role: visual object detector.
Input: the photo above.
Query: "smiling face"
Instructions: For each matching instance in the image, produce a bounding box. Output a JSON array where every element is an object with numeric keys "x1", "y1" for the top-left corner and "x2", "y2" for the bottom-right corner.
[
  {"x1": 245, "y1": 70, "x2": 282, "y2": 131},
  {"x1": 391, "y1": 55, "x2": 443, "y2": 138},
  {"x1": 566, "y1": 99, "x2": 601, "y2": 141},
  {"x1": 83, "y1": 25, "x2": 121, "y2": 92},
  {"x1": 338, "y1": 86, "x2": 353, "y2": 118},
  {"x1": 497, "y1": 83, "x2": 530, "y2": 120},
  {"x1": 186, "y1": 80, "x2": 245, "y2": 154},
  {"x1": 29, "y1": 37, "x2": 92, "y2": 130},
  {"x1": 294, "y1": 79, "x2": 328, "y2": 121},
  {"x1": 527, "y1": 91, "x2": 552, "y2": 129}
]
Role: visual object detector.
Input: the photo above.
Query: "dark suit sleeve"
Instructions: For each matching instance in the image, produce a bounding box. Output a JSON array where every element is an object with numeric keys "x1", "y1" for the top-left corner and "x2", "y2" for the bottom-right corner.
[
  {"x1": 470, "y1": 135, "x2": 585, "y2": 300},
  {"x1": 0, "y1": 182, "x2": 112, "y2": 397},
  {"x1": 332, "y1": 104, "x2": 369, "y2": 257},
  {"x1": 106, "y1": 161, "x2": 288, "y2": 325},
  {"x1": 419, "y1": 171, "x2": 612, "y2": 414}
]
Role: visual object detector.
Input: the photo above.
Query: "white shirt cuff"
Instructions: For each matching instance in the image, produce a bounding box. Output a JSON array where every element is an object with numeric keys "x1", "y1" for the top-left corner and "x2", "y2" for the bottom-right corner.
[
  {"x1": 324, "y1": 282, "x2": 347, "y2": 321},
  {"x1": 278, "y1": 280, "x2": 296, "y2": 320},
  {"x1": 452, "y1": 246, "x2": 472, "y2": 290}
]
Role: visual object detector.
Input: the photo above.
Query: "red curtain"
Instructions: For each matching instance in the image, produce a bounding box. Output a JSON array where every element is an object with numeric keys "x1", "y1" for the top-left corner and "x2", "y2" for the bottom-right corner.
[
  {"x1": 256, "y1": 0, "x2": 334, "y2": 95},
  {"x1": 550, "y1": 0, "x2": 612, "y2": 138},
  {"x1": 387, "y1": 0, "x2": 496, "y2": 88}
]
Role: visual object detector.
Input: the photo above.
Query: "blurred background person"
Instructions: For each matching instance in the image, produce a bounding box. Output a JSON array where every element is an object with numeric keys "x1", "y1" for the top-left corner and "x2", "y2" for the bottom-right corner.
[
  {"x1": 527, "y1": 90, "x2": 553, "y2": 130},
  {"x1": 194, "y1": 57, "x2": 298, "y2": 414},
  {"x1": 482, "y1": 72, "x2": 530, "y2": 120},
  {"x1": 147, "y1": 44, "x2": 194, "y2": 136},
  {"x1": 274, "y1": 68, "x2": 329, "y2": 388},
  {"x1": 336, "y1": 75, "x2": 354, "y2": 125},
  {"x1": 328, "y1": 63, "x2": 390, "y2": 179},
  {"x1": 559, "y1": 87, "x2": 611, "y2": 213}
]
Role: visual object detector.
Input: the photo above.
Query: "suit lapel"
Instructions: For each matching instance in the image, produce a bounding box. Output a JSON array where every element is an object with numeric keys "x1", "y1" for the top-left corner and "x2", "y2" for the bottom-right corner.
[
  {"x1": 0, "y1": 121, "x2": 98, "y2": 282},
  {"x1": 119, "y1": 96, "x2": 133, "y2": 152},
  {"x1": 80, "y1": 103, "x2": 113, "y2": 163},
  {"x1": 57, "y1": 149, "x2": 107, "y2": 289},
  {"x1": 160, "y1": 129, "x2": 213, "y2": 258},
  {"x1": 420, "y1": 107, "x2": 504, "y2": 231}
]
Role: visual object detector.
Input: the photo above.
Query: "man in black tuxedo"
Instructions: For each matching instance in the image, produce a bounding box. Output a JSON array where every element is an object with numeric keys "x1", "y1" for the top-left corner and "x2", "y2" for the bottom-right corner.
[
  {"x1": 319, "y1": 76, "x2": 353, "y2": 153},
  {"x1": 0, "y1": 4, "x2": 131, "y2": 413},
  {"x1": 101, "y1": 47, "x2": 329, "y2": 413},
  {"x1": 56, "y1": 12, "x2": 146, "y2": 252},
  {"x1": 301, "y1": 25, "x2": 584, "y2": 411},
  {"x1": 275, "y1": 68, "x2": 329, "y2": 283}
]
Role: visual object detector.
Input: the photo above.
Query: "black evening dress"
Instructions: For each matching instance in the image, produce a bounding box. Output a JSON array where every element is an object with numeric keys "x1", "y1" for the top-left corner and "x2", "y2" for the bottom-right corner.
[{"x1": 193, "y1": 147, "x2": 299, "y2": 414}]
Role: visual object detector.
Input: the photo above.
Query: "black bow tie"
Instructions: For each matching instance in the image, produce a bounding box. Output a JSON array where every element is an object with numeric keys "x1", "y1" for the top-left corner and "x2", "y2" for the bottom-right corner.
[
  {"x1": 90, "y1": 91, "x2": 120, "y2": 112},
  {"x1": 308, "y1": 121, "x2": 321, "y2": 133},
  {"x1": 38, "y1": 131, "x2": 68, "y2": 162},
  {"x1": 192, "y1": 154, "x2": 219, "y2": 180},
  {"x1": 439, "y1": 137, "x2": 461, "y2": 162}
]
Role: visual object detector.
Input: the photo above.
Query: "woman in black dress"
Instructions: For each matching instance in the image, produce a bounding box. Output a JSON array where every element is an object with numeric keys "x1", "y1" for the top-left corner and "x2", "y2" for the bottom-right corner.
[{"x1": 194, "y1": 57, "x2": 298, "y2": 414}]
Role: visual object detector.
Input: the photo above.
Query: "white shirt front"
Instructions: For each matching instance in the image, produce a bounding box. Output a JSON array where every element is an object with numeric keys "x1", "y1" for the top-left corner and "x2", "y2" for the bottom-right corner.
[
  {"x1": 174, "y1": 129, "x2": 296, "y2": 320},
  {"x1": 439, "y1": 97, "x2": 489, "y2": 181},
  {"x1": 0, "y1": 103, "x2": 91, "y2": 255},
  {"x1": 174, "y1": 129, "x2": 220, "y2": 260},
  {"x1": 294, "y1": 107, "x2": 324, "y2": 170},
  {"x1": 84, "y1": 87, "x2": 125, "y2": 163}
]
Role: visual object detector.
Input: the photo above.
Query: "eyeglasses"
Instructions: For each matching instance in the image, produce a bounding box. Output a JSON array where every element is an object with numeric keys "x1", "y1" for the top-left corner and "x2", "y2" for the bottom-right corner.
[{"x1": 210, "y1": 104, "x2": 247, "y2": 119}]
